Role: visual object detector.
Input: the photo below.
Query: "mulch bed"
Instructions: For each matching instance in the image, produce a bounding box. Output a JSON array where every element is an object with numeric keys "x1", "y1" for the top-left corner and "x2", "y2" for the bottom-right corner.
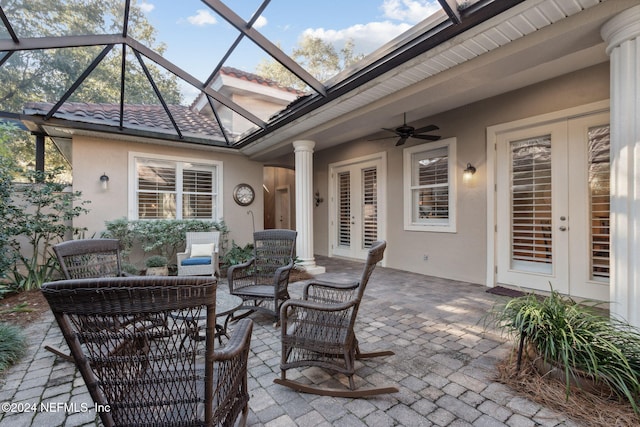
[
  {"x1": 496, "y1": 350, "x2": 640, "y2": 426},
  {"x1": 0, "y1": 289, "x2": 50, "y2": 328}
]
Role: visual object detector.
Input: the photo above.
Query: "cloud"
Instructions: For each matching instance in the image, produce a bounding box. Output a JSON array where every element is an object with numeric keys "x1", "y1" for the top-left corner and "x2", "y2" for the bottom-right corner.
[
  {"x1": 381, "y1": 0, "x2": 441, "y2": 24},
  {"x1": 187, "y1": 9, "x2": 218, "y2": 26},
  {"x1": 139, "y1": 1, "x2": 155, "y2": 13},
  {"x1": 302, "y1": 21, "x2": 413, "y2": 56},
  {"x1": 253, "y1": 15, "x2": 268, "y2": 29}
]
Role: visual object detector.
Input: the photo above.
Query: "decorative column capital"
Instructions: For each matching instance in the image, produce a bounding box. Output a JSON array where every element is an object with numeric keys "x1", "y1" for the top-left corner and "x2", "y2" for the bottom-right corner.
[
  {"x1": 293, "y1": 140, "x2": 315, "y2": 152},
  {"x1": 601, "y1": 5, "x2": 640, "y2": 55}
]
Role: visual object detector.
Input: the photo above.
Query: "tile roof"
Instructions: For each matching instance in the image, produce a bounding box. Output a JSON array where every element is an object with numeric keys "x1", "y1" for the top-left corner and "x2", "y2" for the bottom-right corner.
[
  {"x1": 220, "y1": 66, "x2": 304, "y2": 96},
  {"x1": 23, "y1": 102, "x2": 224, "y2": 139}
]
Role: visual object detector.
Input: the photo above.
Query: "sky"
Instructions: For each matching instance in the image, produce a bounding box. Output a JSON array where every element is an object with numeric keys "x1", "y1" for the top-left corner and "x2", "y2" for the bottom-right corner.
[{"x1": 133, "y1": 0, "x2": 444, "y2": 98}]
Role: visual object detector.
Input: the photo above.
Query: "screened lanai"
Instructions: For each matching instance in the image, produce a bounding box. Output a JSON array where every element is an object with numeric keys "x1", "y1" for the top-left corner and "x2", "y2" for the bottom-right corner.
[{"x1": 0, "y1": 0, "x2": 521, "y2": 155}]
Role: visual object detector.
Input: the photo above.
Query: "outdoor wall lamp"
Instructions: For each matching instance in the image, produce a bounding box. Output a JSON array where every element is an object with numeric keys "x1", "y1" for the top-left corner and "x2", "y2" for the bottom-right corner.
[
  {"x1": 315, "y1": 191, "x2": 324, "y2": 207},
  {"x1": 463, "y1": 163, "x2": 476, "y2": 182},
  {"x1": 99, "y1": 173, "x2": 109, "y2": 190}
]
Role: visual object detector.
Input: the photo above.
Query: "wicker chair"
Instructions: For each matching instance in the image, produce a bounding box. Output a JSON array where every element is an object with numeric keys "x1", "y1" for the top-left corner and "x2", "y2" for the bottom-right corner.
[
  {"x1": 47, "y1": 238, "x2": 130, "y2": 361},
  {"x1": 227, "y1": 229, "x2": 297, "y2": 322},
  {"x1": 41, "y1": 276, "x2": 253, "y2": 427},
  {"x1": 53, "y1": 238, "x2": 128, "y2": 280},
  {"x1": 177, "y1": 231, "x2": 220, "y2": 277},
  {"x1": 275, "y1": 240, "x2": 398, "y2": 397}
]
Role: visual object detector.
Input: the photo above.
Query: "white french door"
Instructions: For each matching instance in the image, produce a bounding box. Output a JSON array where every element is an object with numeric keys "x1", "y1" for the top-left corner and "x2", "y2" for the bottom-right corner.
[
  {"x1": 329, "y1": 153, "x2": 386, "y2": 261},
  {"x1": 495, "y1": 112, "x2": 610, "y2": 300}
]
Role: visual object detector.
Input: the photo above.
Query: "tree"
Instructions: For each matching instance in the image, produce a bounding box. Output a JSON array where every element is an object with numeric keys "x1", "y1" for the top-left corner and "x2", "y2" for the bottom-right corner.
[
  {"x1": 256, "y1": 35, "x2": 364, "y2": 90},
  {"x1": 0, "y1": 0, "x2": 182, "y2": 172}
]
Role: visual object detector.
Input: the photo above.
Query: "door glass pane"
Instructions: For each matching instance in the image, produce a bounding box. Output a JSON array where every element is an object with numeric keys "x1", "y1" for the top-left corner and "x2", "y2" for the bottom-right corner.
[
  {"x1": 338, "y1": 171, "x2": 350, "y2": 247},
  {"x1": 362, "y1": 167, "x2": 377, "y2": 249},
  {"x1": 588, "y1": 125, "x2": 610, "y2": 281},
  {"x1": 511, "y1": 136, "x2": 552, "y2": 272}
]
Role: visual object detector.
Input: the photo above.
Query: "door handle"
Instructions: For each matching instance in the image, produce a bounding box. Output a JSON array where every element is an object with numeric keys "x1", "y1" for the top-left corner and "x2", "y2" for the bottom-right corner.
[{"x1": 559, "y1": 226, "x2": 567, "y2": 231}]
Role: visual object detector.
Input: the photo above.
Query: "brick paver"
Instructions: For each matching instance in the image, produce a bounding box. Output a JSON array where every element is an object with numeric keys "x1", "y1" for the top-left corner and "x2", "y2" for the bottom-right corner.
[{"x1": 0, "y1": 256, "x2": 578, "y2": 426}]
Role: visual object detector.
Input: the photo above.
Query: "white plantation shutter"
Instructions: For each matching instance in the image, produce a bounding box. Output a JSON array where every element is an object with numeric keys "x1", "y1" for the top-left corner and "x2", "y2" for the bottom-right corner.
[
  {"x1": 338, "y1": 171, "x2": 351, "y2": 246},
  {"x1": 135, "y1": 157, "x2": 218, "y2": 220},
  {"x1": 510, "y1": 136, "x2": 553, "y2": 269},
  {"x1": 182, "y1": 167, "x2": 214, "y2": 219},
  {"x1": 588, "y1": 125, "x2": 610, "y2": 281},
  {"x1": 412, "y1": 147, "x2": 449, "y2": 224},
  {"x1": 137, "y1": 160, "x2": 177, "y2": 219},
  {"x1": 362, "y1": 167, "x2": 377, "y2": 248}
]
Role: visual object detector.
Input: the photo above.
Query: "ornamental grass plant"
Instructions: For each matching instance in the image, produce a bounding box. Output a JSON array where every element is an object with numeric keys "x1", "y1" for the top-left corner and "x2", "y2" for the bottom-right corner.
[
  {"x1": 487, "y1": 287, "x2": 640, "y2": 413},
  {"x1": 0, "y1": 322, "x2": 26, "y2": 372}
]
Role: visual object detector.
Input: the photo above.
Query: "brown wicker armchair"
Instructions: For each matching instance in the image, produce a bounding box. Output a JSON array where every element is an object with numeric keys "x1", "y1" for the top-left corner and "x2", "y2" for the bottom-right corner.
[
  {"x1": 53, "y1": 238, "x2": 128, "y2": 279},
  {"x1": 41, "y1": 276, "x2": 253, "y2": 427},
  {"x1": 46, "y1": 239, "x2": 131, "y2": 361},
  {"x1": 227, "y1": 229, "x2": 297, "y2": 321},
  {"x1": 275, "y1": 240, "x2": 398, "y2": 397}
]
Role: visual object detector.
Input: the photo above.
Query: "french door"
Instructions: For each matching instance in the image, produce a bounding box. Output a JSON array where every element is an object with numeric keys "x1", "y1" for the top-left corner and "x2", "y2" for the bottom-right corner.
[
  {"x1": 495, "y1": 113, "x2": 610, "y2": 300},
  {"x1": 329, "y1": 153, "x2": 386, "y2": 260}
]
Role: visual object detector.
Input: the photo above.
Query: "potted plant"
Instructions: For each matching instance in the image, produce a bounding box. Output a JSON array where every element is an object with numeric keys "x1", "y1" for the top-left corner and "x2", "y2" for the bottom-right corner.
[
  {"x1": 145, "y1": 255, "x2": 169, "y2": 276},
  {"x1": 487, "y1": 287, "x2": 640, "y2": 413}
]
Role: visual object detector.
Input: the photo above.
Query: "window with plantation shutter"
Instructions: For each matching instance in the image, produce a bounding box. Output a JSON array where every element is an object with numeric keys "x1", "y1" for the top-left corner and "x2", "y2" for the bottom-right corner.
[
  {"x1": 403, "y1": 138, "x2": 457, "y2": 232},
  {"x1": 362, "y1": 167, "x2": 377, "y2": 248},
  {"x1": 510, "y1": 136, "x2": 553, "y2": 271},
  {"x1": 338, "y1": 171, "x2": 351, "y2": 247},
  {"x1": 588, "y1": 125, "x2": 610, "y2": 281},
  {"x1": 132, "y1": 155, "x2": 220, "y2": 220}
]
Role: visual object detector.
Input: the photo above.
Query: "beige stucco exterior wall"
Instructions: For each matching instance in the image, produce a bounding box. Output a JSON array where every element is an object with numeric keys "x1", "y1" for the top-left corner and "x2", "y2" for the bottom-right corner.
[
  {"x1": 72, "y1": 137, "x2": 264, "y2": 249},
  {"x1": 311, "y1": 62, "x2": 610, "y2": 285}
]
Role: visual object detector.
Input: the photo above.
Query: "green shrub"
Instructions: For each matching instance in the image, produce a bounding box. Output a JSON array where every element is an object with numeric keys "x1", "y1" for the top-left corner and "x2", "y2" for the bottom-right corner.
[
  {"x1": 0, "y1": 322, "x2": 26, "y2": 372},
  {"x1": 103, "y1": 218, "x2": 229, "y2": 264},
  {"x1": 145, "y1": 255, "x2": 168, "y2": 268},
  {"x1": 0, "y1": 166, "x2": 89, "y2": 292},
  {"x1": 221, "y1": 241, "x2": 254, "y2": 268},
  {"x1": 487, "y1": 287, "x2": 640, "y2": 413}
]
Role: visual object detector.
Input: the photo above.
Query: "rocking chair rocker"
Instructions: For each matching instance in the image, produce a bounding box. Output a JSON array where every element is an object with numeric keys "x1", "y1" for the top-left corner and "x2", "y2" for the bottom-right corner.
[{"x1": 275, "y1": 240, "x2": 398, "y2": 397}]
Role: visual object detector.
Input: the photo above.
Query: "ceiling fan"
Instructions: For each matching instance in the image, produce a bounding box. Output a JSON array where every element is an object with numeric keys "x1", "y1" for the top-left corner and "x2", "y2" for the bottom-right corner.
[{"x1": 372, "y1": 113, "x2": 441, "y2": 146}]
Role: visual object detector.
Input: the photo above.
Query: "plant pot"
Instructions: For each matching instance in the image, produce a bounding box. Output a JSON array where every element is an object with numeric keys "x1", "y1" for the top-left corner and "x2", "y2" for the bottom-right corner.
[{"x1": 146, "y1": 266, "x2": 168, "y2": 276}]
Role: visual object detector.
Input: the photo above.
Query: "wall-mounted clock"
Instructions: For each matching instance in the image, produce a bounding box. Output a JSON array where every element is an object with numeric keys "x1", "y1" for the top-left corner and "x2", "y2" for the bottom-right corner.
[{"x1": 233, "y1": 183, "x2": 255, "y2": 206}]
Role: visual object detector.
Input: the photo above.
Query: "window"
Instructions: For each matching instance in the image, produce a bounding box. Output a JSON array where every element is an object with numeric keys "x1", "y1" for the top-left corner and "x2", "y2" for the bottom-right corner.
[
  {"x1": 129, "y1": 153, "x2": 222, "y2": 220},
  {"x1": 403, "y1": 138, "x2": 457, "y2": 232}
]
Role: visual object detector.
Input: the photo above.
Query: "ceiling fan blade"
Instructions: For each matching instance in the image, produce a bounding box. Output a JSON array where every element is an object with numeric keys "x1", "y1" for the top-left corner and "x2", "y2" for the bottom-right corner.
[
  {"x1": 412, "y1": 134, "x2": 441, "y2": 141},
  {"x1": 395, "y1": 137, "x2": 408, "y2": 146},
  {"x1": 413, "y1": 124, "x2": 439, "y2": 134}
]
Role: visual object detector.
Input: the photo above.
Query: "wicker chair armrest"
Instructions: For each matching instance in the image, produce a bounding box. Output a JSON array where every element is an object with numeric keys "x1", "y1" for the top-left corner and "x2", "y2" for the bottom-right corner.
[
  {"x1": 227, "y1": 258, "x2": 255, "y2": 290},
  {"x1": 213, "y1": 318, "x2": 253, "y2": 361},
  {"x1": 280, "y1": 298, "x2": 356, "y2": 322},
  {"x1": 176, "y1": 250, "x2": 189, "y2": 263}
]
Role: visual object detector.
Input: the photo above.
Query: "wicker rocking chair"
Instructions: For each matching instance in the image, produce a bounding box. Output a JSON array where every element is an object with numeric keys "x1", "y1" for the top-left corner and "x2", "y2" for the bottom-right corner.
[
  {"x1": 46, "y1": 238, "x2": 130, "y2": 361},
  {"x1": 275, "y1": 240, "x2": 398, "y2": 397},
  {"x1": 227, "y1": 229, "x2": 297, "y2": 322},
  {"x1": 41, "y1": 276, "x2": 253, "y2": 427}
]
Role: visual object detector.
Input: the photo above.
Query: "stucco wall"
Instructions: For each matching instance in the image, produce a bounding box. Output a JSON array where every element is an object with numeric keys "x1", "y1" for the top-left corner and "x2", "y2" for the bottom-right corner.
[
  {"x1": 311, "y1": 63, "x2": 610, "y2": 285},
  {"x1": 72, "y1": 137, "x2": 264, "y2": 249}
]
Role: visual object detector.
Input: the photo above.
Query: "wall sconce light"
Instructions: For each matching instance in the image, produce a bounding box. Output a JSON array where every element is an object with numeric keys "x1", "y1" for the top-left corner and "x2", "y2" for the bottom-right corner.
[
  {"x1": 314, "y1": 191, "x2": 324, "y2": 207},
  {"x1": 99, "y1": 173, "x2": 109, "y2": 190},
  {"x1": 463, "y1": 163, "x2": 476, "y2": 181}
]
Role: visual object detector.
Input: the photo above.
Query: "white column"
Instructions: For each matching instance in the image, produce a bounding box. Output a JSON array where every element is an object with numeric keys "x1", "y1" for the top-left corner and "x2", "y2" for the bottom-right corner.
[
  {"x1": 293, "y1": 140, "x2": 325, "y2": 275},
  {"x1": 601, "y1": 5, "x2": 640, "y2": 328}
]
